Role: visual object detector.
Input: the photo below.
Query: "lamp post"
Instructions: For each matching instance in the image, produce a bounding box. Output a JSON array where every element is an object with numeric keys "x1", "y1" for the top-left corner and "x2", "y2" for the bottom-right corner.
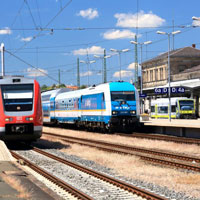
[
  {"x1": 1, "y1": 43, "x2": 5, "y2": 76},
  {"x1": 130, "y1": 40, "x2": 152, "y2": 113},
  {"x1": 94, "y1": 53, "x2": 111, "y2": 83},
  {"x1": 110, "y1": 48, "x2": 130, "y2": 81},
  {"x1": 80, "y1": 59, "x2": 96, "y2": 86},
  {"x1": 157, "y1": 30, "x2": 181, "y2": 121}
]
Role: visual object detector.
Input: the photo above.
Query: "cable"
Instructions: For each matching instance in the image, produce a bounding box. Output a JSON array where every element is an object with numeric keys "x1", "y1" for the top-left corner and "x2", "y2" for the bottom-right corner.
[
  {"x1": 5, "y1": 49, "x2": 59, "y2": 83},
  {"x1": 24, "y1": 0, "x2": 38, "y2": 29},
  {"x1": 35, "y1": 0, "x2": 42, "y2": 27},
  {"x1": 12, "y1": 0, "x2": 73, "y2": 53},
  {"x1": 0, "y1": 1, "x2": 25, "y2": 44}
]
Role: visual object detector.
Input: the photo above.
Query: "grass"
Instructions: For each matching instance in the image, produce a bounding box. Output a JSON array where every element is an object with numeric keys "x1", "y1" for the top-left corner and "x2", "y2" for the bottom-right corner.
[
  {"x1": 0, "y1": 173, "x2": 32, "y2": 199},
  {"x1": 42, "y1": 127, "x2": 200, "y2": 198},
  {"x1": 43, "y1": 126, "x2": 200, "y2": 157}
]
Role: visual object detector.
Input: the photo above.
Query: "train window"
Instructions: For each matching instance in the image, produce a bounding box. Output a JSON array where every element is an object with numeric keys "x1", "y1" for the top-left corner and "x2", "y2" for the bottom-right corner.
[
  {"x1": 179, "y1": 100, "x2": 194, "y2": 110},
  {"x1": 42, "y1": 94, "x2": 51, "y2": 101},
  {"x1": 158, "y1": 106, "x2": 168, "y2": 113},
  {"x1": 1, "y1": 84, "x2": 33, "y2": 112},
  {"x1": 111, "y1": 91, "x2": 135, "y2": 101}
]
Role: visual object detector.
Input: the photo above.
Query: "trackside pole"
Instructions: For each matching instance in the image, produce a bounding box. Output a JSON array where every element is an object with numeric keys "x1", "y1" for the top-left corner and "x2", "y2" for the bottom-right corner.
[{"x1": 1, "y1": 43, "x2": 5, "y2": 77}]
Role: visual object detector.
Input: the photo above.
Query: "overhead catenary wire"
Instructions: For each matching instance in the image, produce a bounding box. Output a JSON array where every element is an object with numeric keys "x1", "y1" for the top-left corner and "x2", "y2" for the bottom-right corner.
[
  {"x1": 24, "y1": 0, "x2": 38, "y2": 29},
  {"x1": 12, "y1": 0, "x2": 73, "y2": 54},
  {"x1": 5, "y1": 49, "x2": 59, "y2": 83}
]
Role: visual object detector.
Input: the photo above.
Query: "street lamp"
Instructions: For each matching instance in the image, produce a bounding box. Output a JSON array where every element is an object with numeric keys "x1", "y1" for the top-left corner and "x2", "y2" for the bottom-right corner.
[
  {"x1": 80, "y1": 59, "x2": 96, "y2": 86},
  {"x1": 94, "y1": 54, "x2": 111, "y2": 83},
  {"x1": 157, "y1": 30, "x2": 181, "y2": 121},
  {"x1": 110, "y1": 48, "x2": 130, "y2": 81},
  {"x1": 130, "y1": 40, "x2": 152, "y2": 113}
]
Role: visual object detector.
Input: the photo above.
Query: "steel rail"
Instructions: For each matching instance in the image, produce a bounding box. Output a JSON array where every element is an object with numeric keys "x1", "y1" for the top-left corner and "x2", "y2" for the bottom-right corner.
[
  {"x1": 43, "y1": 132, "x2": 200, "y2": 172},
  {"x1": 32, "y1": 147, "x2": 167, "y2": 200},
  {"x1": 125, "y1": 132, "x2": 200, "y2": 145},
  {"x1": 10, "y1": 151, "x2": 93, "y2": 200}
]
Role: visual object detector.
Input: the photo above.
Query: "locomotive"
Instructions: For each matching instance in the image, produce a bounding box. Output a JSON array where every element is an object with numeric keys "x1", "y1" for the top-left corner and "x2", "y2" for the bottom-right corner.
[
  {"x1": 42, "y1": 81, "x2": 140, "y2": 132},
  {"x1": 0, "y1": 76, "x2": 43, "y2": 142}
]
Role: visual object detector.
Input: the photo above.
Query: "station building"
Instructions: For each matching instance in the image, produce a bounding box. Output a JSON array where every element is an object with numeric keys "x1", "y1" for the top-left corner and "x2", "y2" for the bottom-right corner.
[{"x1": 141, "y1": 45, "x2": 200, "y2": 117}]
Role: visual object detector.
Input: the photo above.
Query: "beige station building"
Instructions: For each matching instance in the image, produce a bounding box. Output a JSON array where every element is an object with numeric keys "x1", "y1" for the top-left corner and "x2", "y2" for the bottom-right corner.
[{"x1": 141, "y1": 45, "x2": 200, "y2": 117}]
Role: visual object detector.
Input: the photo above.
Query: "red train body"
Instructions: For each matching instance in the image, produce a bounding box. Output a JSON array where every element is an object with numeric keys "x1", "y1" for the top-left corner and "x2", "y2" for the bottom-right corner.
[{"x1": 0, "y1": 76, "x2": 43, "y2": 142}]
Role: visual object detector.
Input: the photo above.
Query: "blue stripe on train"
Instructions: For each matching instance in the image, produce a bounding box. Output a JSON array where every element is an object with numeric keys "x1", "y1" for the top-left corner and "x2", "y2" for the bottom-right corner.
[
  {"x1": 55, "y1": 115, "x2": 111, "y2": 124},
  {"x1": 80, "y1": 115, "x2": 111, "y2": 124}
]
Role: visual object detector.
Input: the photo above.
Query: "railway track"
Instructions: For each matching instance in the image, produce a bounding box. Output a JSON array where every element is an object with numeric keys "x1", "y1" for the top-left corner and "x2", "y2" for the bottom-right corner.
[
  {"x1": 44, "y1": 125, "x2": 200, "y2": 145},
  {"x1": 11, "y1": 147, "x2": 167, "y2": 200},
  {"x1": 122, "y1": 132, "x2": 200, "y2": 145},
  {"x1": 43, "y1": 132, "x2": 200, "y2": 173},
  {"x1": 10, "y1": 151, "x2": 93, "y2": 200}
]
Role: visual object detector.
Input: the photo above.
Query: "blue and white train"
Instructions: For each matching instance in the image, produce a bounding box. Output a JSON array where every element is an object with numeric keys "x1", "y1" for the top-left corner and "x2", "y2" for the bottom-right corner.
[{"x1": 41, "y1": 82, "x2": 140, "y2": 132}]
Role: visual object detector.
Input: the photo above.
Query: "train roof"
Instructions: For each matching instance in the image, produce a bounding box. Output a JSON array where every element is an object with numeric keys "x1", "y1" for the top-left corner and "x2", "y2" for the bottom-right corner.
[
  {"x1": 0, "y1": 76, "x2": 35, "y2": 84},
  {"x1": 55, "y1": 81, "x2": 136, "y2": 100},
  {"x1": 151, "y1": 97, "x2": 194, "y2": 105}
]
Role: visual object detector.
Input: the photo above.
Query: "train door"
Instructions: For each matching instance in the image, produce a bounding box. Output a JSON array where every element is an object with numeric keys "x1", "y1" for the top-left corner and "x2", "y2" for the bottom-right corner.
[
  {"x1": 100, "y1": 93, "x2": 105, "y2": 122},
  {"x1": 50, "y1": 97, "x2": 56, "y2": 122}
]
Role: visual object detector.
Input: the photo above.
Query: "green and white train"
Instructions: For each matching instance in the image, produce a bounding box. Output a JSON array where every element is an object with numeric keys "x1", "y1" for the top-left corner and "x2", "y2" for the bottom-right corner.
[{"x1": 150, "y1": 97, "x2": 196, "y2": 119}]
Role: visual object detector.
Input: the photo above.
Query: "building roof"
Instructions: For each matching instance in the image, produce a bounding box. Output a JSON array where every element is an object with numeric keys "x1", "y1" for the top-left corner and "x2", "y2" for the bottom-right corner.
[
  {"x1": 143, "y1": 47, "x2": 200, "y2": 65},
  {"x1": 143, "y1": 78, "x2": 200, "y2": 91},
  {"x1": 181, "y1": 64, "x2": 200, "y2": 73}
]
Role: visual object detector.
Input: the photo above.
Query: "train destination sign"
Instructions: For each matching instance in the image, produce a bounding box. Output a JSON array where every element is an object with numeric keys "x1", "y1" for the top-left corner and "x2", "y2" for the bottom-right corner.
[{"x1": 154, "y1": 87, "x2": 185, "y2": 94}]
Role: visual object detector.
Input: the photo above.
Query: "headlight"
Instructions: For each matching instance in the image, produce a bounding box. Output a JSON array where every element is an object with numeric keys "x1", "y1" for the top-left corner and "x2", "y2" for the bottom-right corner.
[
  {"x1": 112, "y1": 111, "x2": 118, "y2": 115},
  {"x1": 5, "y1": 117, "x2": 13, "y2": 122},
  {"x1": 130, "y1": 110, "x2": 136, "y2": 114},
  {"x1": 26, "y1": 117, "x2": 34, "y2": 121}
]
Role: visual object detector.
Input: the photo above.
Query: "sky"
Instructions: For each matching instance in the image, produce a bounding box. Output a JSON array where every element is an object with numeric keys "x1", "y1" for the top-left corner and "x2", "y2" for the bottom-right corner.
[{"x1": 0, "y1": 0, "x2": 200, "y2": 87}]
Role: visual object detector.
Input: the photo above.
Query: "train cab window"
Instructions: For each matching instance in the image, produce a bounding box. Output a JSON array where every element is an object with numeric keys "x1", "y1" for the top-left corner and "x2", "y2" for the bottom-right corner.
[
  {"x1": 179, "y1": 100, "x2": 194, "y2": 110},
  {"x1": 1, "y1": 84, "x2": 33, "y2": 112},
  {"x1": 111, "y1": 91, "x2": 135, "y2": 101}
]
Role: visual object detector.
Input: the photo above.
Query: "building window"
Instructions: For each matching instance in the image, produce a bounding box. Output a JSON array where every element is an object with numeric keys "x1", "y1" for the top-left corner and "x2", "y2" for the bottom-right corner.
[
  {"x1": 160, "y1": 68, "x2": 163, "y2": 80},
  {"x1": 150, "y1": 70, "x2": 153, "y2": 81},
  {"x1": 155, "y1": 69, "x2": 158, "y2": 81}
]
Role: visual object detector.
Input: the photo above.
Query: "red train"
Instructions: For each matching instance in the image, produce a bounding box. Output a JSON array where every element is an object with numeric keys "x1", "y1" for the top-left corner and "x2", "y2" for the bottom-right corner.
[{"x1": 0, "y1": 76, "x2": 43, "y2": 142}]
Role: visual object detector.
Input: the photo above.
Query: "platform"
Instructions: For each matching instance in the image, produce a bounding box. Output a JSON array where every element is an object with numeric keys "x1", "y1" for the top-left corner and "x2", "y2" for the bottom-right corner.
[
  {"x1": 141, "y1": 118, "x2": 200, "y2": 138},
  {"x1": 0, "y1": 141, "x2": 61, "y2": 200},
  {"x1": 0, "y1": 140, "x2": 15, "y2": 161},
  {"x1": 142, "y1": 118, "x2": 200, "y2": 128}
]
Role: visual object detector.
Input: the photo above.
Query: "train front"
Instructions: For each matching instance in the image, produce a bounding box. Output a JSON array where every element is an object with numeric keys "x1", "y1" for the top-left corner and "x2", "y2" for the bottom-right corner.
[
  {"x1": 0, "y1": 77, "x2": 43, "y2": 142},
  {"x1": 108, "y1": 82, "x2": 140, "y2": 131}
]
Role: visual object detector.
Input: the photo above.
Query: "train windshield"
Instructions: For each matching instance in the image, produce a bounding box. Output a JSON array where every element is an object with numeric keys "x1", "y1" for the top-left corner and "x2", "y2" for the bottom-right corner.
[
  {"x1": 1, "y1": 84, "x2": 33, "y2": 112},
  {"x1": 111, "y1": 91, "x2": 135, "y2": 101},
  {"x1": 179, "y1": 100, "x2": 194, "y2": 110}
]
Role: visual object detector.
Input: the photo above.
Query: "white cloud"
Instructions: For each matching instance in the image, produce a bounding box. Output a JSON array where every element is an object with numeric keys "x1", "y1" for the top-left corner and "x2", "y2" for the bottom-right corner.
[
  {"x1": 113, "y1": 70, "x2": 134, "y2": 78},
  {"x1": 80, "y1": 71, "x2": 93, "y2": 77},
  {"x1": 193, "y1": 20, "x2": 200, "y2": 27},
  {"x1": 73, "y1": 46, "x2": 104, "y2": 55},
  {"x1": 127, "y1": 62, "x2": 141, "y2": 75},
  {"x1": 115, "y1": 11, "x2": 165, "y2": 28},
  {"x1": 77, "y1": 8, "x2": 99, "y2": 20},
  {"x1": 0, "y1": 27, "x2": 12, "y2": 35},
  {"x1": 26, "y1": 68, "x2": 47, "y2": 77},
  {"x1": 127, "y1": 62, "x2": 141, "y2": 70},
  {"x1": 21, "y1": 36, "x2": 33, "y2": 42},
  {"x1": 103, "y1": 29, "x2": 140, "y2": 40}
]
